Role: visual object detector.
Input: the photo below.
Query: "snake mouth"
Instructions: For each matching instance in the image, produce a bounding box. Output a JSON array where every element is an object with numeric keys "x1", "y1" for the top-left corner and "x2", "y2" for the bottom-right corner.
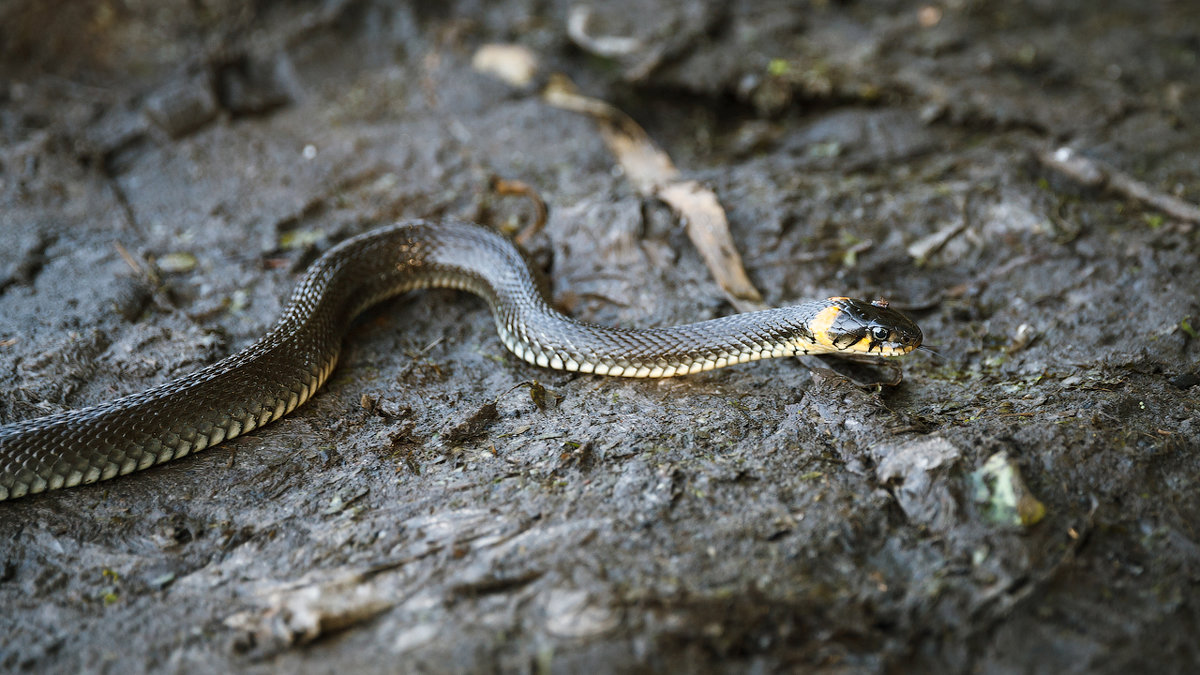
[
  {"x1": 869, "y1": 341, "x2": 922, "y2": 357},
  {"x1": 829, "y1": 336, "x2": 921, "y2": 357}
]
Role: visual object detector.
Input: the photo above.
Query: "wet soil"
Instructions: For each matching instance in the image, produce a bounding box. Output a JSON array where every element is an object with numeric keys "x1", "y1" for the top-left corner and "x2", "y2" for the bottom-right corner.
[{"x1": 1, "y1": 1, "x2": 1198, "y2": 672}]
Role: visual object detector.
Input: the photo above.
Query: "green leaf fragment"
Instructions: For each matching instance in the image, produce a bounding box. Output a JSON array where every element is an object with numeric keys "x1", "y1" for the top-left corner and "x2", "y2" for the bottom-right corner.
[
  {"x1": 1180, "y1": 317, "x2": 1198, "y2": 339},
  {"x1": 969, "y1": 451, "x2": 1046, "y2": 527}
]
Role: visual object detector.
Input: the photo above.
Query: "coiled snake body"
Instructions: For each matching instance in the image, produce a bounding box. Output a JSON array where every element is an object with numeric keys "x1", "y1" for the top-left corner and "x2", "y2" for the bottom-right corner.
[{"x1": 0, "y1": 219, "x2": 921, "y2": 500}]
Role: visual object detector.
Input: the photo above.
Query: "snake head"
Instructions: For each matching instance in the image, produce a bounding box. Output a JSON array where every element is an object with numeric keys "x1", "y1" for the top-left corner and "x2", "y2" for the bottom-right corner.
[{"x1": 815, "y1": 297, "x2": 923, "y2": 357}]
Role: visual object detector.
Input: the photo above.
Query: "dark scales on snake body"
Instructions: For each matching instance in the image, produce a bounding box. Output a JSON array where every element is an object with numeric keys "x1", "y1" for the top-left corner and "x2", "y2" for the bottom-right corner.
[{"x1": 0, "y1": 219, "x2": 922, "y2": 500}]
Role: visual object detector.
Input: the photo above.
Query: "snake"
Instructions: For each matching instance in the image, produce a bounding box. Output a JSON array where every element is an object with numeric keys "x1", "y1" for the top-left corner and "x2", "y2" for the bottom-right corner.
[{"x1": 0, "y1": 219, "x2": 922, "y2": 500}]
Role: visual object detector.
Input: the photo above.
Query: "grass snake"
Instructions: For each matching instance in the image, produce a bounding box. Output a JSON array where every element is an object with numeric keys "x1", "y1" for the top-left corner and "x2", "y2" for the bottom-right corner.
[{"x1": 0, "y1": 219, "x2": 922, "y2": 500}]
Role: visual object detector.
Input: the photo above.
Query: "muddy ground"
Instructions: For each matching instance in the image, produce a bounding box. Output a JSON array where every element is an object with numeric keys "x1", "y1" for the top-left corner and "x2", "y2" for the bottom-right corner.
[{"x1": 1, "y1": 1, "x2": 1198, "y2": 672}]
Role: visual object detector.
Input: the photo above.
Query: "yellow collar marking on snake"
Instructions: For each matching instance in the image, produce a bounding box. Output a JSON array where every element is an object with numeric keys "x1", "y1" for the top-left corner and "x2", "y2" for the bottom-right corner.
[{"x1": 809, "y1": 304, "x2": 845, "y2": 350}]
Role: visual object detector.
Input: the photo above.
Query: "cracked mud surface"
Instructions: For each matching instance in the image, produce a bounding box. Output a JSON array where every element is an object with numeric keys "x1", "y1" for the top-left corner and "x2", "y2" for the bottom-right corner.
[{"x1": 1, "y1": 1, "x2": 1198, "y2": 672}]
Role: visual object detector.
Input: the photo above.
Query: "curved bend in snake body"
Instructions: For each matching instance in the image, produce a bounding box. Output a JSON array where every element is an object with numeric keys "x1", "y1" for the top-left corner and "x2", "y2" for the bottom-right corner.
[{"x1": 0, "y1": 219, "x2": 922, "y2": 500}]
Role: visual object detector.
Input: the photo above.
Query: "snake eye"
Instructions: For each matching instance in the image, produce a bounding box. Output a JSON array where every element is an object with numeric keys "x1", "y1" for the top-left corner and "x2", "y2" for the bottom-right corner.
[{"x1": 870, "y1": 326, "x2": 891, "y2": 342}]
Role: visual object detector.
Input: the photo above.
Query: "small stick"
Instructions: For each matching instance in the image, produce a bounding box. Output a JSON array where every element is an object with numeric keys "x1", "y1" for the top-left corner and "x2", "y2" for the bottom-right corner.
[{"x1": 1038, "y1": 146, "x2": 1200, "y2": 224}]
